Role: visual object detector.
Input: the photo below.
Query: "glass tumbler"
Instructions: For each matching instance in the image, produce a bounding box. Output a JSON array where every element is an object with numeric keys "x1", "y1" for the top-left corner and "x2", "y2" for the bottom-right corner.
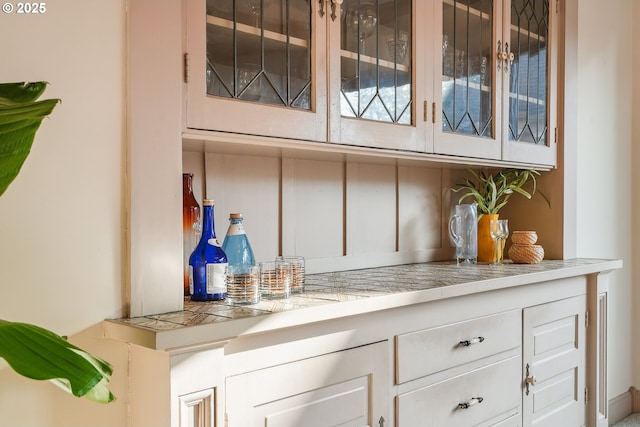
[
  {"x1": 259, "y1": 261, "x2": 291, "y2": 300},
  {"x1": 276, "y1": 256, "x2": 305, "y2": 293},
  {"x1": 226, "y1": 264, "x2": 260, "y2": 305}
]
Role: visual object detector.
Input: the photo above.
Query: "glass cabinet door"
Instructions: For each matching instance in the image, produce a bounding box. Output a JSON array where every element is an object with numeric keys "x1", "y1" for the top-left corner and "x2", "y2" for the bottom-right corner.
[
  {"x1": 434, "y1": 0, "x2": 557, "y2": 165},
  {"x1": 205, "y1": 0, "x2": 311, "y2": 109},
  {"x1": 502, "y1": 0, "x2": 557, "y2": 166},
  {"x1": 433, "y1": 0, "x2": 502, "y2": 160},
  {"x1": 329, "y1": 0, "x2": 427, "y2": 152},
  {"x1": 340, "y1": 0, "x2": 412, "y2": 124},
  {"x1": 185, "y1": 0, "x2": 328, "y2": 142}
]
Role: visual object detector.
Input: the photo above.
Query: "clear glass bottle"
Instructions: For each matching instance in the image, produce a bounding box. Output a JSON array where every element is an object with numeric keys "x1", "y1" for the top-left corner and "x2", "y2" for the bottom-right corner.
[
  {"x1": 182, "y1": 173, "x2": 200, "y2": 297},
  {"x1": 222, "y1": 213, "x2": 255, "y2": 270},
  {"x1": 188, "y1": 199, "x2": 228, "y2": 301}
]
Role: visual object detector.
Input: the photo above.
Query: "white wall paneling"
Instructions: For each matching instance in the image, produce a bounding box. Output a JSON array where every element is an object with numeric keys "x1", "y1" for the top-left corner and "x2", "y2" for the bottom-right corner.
[
  {"x1": 195, "y1": 151, "x2": 455, "y2": 273},
  {"x1": 282, "y1": 158, "x2": 344, "y2": 259},
  {"x1": 346, "y1": 163, "x2": 397, "y2": 257},
  {"x1": 205, "y1": 153, "x2": 280, "y2": 263}
]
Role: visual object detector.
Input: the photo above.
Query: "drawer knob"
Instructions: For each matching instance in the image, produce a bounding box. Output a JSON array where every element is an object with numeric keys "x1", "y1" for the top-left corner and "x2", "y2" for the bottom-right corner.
[
  {"x1": 526, "y1": 375, "x2": 537, "y2": 386},
  {"x1": 458, "y1": 397, "x2": 483, "y2": 409},
  {"x1": 458, "y1": 336, "x2": 485, "y2": 347}
]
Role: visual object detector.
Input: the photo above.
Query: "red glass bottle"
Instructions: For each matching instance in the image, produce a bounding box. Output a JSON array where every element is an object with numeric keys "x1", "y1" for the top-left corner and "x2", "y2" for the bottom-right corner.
[{"x1": 182, "y1": 173, "x2": 200, "y2": 296}]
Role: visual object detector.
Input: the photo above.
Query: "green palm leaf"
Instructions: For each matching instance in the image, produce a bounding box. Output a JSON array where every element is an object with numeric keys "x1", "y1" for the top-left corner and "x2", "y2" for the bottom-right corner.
[
  {"x1": 0, "y1": 82, "x2": 60, "y2": 197},
  {"x1": 452, "y1": 168, "x2": 548, "y2": 216},
  {"x1": 0, "y1": 82, "x2": 115, "y2": 403},
  {"x1": 0, "y1": 321, "x2": 115, "y2": 403}
]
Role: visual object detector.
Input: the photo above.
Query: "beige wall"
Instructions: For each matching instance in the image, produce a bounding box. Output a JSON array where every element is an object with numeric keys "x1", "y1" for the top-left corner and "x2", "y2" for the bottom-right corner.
[
  {"x1": 575, "y1": 0, "x2": 635, "y2": 400},
  {"x1": 0, "y1": 0, "x2": 128, "y2": 425},
  {"x1": 634, "y1": 0, "x2": 640, "y2": 394}
]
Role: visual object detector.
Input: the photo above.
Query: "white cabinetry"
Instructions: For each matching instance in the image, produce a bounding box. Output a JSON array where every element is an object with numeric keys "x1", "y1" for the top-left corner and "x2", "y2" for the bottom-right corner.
[
  {"x1": 397, "y1": 356, "x2": 521, "y2": 426},
  {"x1": 433, "y1": 0, "x2": 558, "y2": 167},
  {"x1": 394, "y1": 294, "x2": 591, "y2": 426},
  {"x1": 225, "y1": 341, "x2": 390, "y2": 427},
  {"x1": 184, "y1": 0, "x2": 558, "y2": 166},
  {"x1": 185, "y1": 0, "x2": 425, "y2": 151},
  {"x1": 113, "y1": 263, "x2": 617, "y2": 427},
  {"x1": 396, "y1": 310, "x2": 522, "y2": 426},
  {"x1": 523, "y1": 296, "x2": 586, "y2": 426},
  {"x1": 184, "y1": 0, "x2": 327, "y2": 142}
]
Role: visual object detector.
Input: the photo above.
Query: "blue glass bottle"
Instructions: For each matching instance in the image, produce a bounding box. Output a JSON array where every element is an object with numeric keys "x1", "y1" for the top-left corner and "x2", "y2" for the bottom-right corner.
[
  {"x1": 222, "y1": 213, "x2": 255, "y2": 270},
  {"x1": 189, "y1": 199, "x2": 228, "y2": 301}
]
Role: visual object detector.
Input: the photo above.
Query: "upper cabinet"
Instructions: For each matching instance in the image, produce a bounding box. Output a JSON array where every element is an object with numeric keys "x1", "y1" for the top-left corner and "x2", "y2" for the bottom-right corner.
[
  {"x1": 185, "y1": 0, "x2": 558, "y2": 167},
  {"x1": 328, "y1": 0, "x2": 428, "y2": 152},
  {"x1": 433, "y1": 0, "x2": 557, "y2": 166},
  {"x1": 185, "y1": 0, "x2": 327, "y2": 142},
  {"x1": 185, "y1": 0, "x2": 426, "y2": 152}
]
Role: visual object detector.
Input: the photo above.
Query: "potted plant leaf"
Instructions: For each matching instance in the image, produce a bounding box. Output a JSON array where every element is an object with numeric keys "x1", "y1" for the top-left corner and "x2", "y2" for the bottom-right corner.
[
  {"x1": 451, "y1": 168, "x2": 547, "y2": 262},
  {"x1": 0, "y1": 82, "x2": 115, "y2": 403}
]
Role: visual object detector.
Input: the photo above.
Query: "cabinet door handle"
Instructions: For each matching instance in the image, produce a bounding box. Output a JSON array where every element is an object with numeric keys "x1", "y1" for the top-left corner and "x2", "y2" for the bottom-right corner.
[
  {"x1": 318, "y1": 0, "x2": 325, "y2": 18},
  {"x1": 503, "y1": 42, "x2": 514, "y2": 73},
  {"x1": 497, "y1": 40, "x2": 503, "y2": 71},
  {"x1": 458, "y1": 336, "x2": 485, "y2": 347},
  {"x1": 525, "y1": 363, "x2": 536, "y2": 395},
  {"x1": 330, "y1": 0, "x2": 343, "y2": 21},
  {"x1": 458, "y1": 397, "x2": 484, "y2": 409}
]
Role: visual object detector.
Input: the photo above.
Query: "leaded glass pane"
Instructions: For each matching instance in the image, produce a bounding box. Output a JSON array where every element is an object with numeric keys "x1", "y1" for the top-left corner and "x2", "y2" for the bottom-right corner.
[
  {"x1": 205, "y1": 0, "x2": 312, "y2": 110},
  {"x1": 508, "y1": 0, "x2": 548, "y2": 144},
  {"x1": 442, "y1": 0, "x2": 493, "y2": 138},
  {"x1": 340, "y1": 0, "x2": 413, "y2": 125}
]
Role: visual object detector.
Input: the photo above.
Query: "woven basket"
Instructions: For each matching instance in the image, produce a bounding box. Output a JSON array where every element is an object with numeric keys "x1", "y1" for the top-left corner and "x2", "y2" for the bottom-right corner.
[
  {"x1": 511, "y1": 231, "x2": 538, "y2": 245},
  {"x1": 509, "y1": 243, "x2": 544, "y2": 264}
]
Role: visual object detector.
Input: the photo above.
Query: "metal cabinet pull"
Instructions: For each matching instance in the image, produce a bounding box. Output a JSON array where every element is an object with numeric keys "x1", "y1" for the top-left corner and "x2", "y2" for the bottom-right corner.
[
  {"x1": 378, "y1": 415, "x2": 385, "y2": 426},
  {"x1": 525, "y1": 363, "x2": 536, "y2": 395},
  {"x1": 458, "y1": 397, "x2": 483, "y2": 409},
  {"x1": 503, "y1": 42, "x2": 514, "y2": 73},
  {"x1": 497, "y1": 40, "x2": 503, "y2": 71},
  {"x1": 318, "y1": 0, "x2": 325, "y2": 17},
  {"x1": 459, "y1": 336, "x2": 485, "y2": 347},
  {"x1": 330, "y1": 0, "x2": 342, "y2": 21}
]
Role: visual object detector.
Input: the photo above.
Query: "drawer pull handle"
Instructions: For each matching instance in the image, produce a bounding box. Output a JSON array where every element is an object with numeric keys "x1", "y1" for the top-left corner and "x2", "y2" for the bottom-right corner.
[
  {"x1": 458, "y1": 397, "x2": 483, "y2": 409},
  {"x1": 459, "y1": 336, "x2": 485, "y2": 347}
]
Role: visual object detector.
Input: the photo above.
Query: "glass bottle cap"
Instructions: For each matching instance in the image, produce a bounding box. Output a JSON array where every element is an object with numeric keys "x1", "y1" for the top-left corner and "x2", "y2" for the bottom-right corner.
[
  {"x1": 230, "y1": 213, "x2": 243, "y2": 218},
  {"x1": 203, "y1": 199, "x2": 215, "y2": 206}
]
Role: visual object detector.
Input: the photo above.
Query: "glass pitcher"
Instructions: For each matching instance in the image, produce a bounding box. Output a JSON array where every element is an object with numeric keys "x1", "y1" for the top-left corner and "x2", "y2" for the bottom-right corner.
[{"x1": 448, "y1": 203, "x2": 478, "y2": 265}]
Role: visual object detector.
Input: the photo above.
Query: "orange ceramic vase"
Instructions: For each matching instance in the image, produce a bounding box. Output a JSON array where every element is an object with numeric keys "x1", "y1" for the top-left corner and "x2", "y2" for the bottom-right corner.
[{"x1": 478, "y1": 214, "x2": 498, "y2": 263}]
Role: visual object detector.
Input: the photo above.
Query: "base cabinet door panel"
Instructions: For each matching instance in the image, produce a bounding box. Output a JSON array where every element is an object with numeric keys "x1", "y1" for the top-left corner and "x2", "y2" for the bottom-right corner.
[
  {"x1": 396, "y1": 355, "x2": 521, "y2": 427},
  {"x1": 225, "y1": 341, "x2": 389, "y2": 427},
  {"x1": 522, "y1": 296, "x2": 586, "y2": 427}
]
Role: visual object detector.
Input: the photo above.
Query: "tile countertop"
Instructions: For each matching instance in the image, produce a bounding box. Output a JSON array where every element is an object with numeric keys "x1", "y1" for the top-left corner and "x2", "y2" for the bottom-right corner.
[{"x1": 104, "y1": 258, "x2": 622, "y2": 352}]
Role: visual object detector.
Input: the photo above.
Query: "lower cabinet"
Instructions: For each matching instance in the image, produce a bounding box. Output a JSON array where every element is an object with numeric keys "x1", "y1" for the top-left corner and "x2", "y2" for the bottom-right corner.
[
  {"x1": 394, "y1": 294, "x2": 589, "y2": 427},
  {"x1": 160, "y1": 274, "x2": 608, "y2": 427},
  {"x1": 523, "y1": 296, "x2": 586, "y2": 427},
  {"x1": 225, "y1": 341, "x2": 390, "y2": 427}
]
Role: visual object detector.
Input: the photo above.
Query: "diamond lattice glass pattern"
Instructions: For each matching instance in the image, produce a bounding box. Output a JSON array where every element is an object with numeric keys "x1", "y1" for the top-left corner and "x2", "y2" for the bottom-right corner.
[
  {"x1": 508, "y1": 0, "x2": 549, "y2": 144},
  {"x1": 205, "y1": 0, "x2": 312, "y2": 110},
  {"x1": 442, "y1": 0, "x2": 493, "y2": 137},
  {"x1": 340, "y1": 0, "x2": 412, "y2": 125}
]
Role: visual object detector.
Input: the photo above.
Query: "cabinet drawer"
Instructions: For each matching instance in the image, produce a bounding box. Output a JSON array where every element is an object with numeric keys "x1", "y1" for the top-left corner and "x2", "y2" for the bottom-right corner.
[
  {"x1": 396, "y1": 355, "x2": 521, "y2": 427},
  {"x1": 395, "y1": 310, "x2": 520, "y2": 383}
]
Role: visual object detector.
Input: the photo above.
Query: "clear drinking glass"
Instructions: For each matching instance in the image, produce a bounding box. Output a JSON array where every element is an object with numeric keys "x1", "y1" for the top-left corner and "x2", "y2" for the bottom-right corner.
[
  {"x1": 259, "y1": 260, "x2": 292, "y2": 299},
  {"x1": 490, "y1": 219, "x2": 509, "y2": 264},
  {"x1": 276, "y1": 256, "x2": 305, "y2": 293},
  {"x1": 226, "y1": 264, "x2": 260, "y2": 305}
]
